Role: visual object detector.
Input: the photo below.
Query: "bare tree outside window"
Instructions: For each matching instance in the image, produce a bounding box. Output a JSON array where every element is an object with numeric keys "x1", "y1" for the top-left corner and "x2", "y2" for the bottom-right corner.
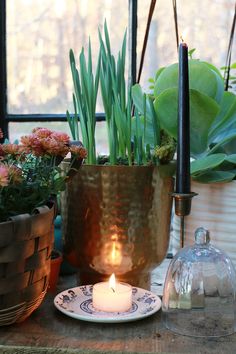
[
  {"x1": 7, "y1": 0, "x2": 128, "y2": 114},
  {"x1": 6, "y1": 0, "x2": 236, "y2": 145},
  {"x1": 137, "y1": 0, "x2": 235, "y2": 90}
]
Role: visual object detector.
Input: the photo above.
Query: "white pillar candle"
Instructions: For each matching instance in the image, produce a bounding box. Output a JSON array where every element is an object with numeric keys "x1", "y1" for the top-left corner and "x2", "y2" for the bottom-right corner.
[{"x1": 92, "y1": 274, "x2": 132, "y2": 312}]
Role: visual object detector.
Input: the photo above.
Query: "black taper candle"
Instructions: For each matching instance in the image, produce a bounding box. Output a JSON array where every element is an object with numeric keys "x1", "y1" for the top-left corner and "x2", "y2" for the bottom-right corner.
[{"x1": 176, "y1": 42, "x2": 190, "y2": 194}]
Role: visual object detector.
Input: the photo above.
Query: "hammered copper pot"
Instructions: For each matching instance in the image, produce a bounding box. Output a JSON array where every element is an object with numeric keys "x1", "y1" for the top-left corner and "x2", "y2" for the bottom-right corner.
[{"x1": 61, "y1": 164, "x2": 174, "y2": 288}]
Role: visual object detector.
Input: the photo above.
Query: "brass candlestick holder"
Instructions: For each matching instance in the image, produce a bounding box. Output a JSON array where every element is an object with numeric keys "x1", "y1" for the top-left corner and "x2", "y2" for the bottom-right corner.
[{"x1": 171, "y1": 192, "x2": 197, "y2": 248}]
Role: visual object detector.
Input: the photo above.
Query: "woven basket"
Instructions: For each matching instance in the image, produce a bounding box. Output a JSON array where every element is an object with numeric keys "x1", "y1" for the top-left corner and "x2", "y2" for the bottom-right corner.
[{"x1": 0, "y1": 204, "x2": 54, "y2": 326}]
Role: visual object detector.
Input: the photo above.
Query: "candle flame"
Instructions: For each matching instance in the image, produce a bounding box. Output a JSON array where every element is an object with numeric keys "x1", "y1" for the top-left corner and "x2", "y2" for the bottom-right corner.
[
  {"x1": 180, "y1": 29, "x2": 189, "y2": 44},
  {"x1": 109, "y1": 273, "x2": 116, "y2": 292}
]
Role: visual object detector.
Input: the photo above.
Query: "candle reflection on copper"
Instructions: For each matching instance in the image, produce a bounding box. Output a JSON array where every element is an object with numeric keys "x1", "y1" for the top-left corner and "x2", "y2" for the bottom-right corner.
[
  {"x1": 110, "y1": 238, "x2": 122, "y2": 267},
  {"x1": 91, "y1": 236, "x2": 133, "y2": 275}
]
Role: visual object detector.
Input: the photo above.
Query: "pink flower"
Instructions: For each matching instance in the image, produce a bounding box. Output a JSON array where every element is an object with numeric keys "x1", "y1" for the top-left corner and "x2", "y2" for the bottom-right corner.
[
  {"x1": 20, "y1": 135, "x2": 31, "y2": 146},
  {"x1": 2, "y1": 144, "x2": 22, "y2": 156},
  {"x1": 0, "y1": 165, "x2": 9, "y2": 187},
  {"x1": 70, "y1": 145, "x2": 87, "y2": 159},
  {"x1": 0, "y1": 128, "x2": 86, "y2": 222},
  {"x1": 32, "y1": 127, "x2": 53, "y2": 139},
  {"x1": 21, "y1": 130, "x2": 70, "y2": 157},
  {"x1": 8, "y1": 165, "x2": 23, "y2": 184},
  {"x1": 20, "y1": 135, "x2": 34, "y2": 149},
  {"x1": 21, "y1": 135, "x2": 43, "y2": 156},
  {"x1": 51, "y1": 132, "x2": 70, "y2": 145},
  {"x1": 41, "y1": 138, "x2": 69, "y2": 157}
]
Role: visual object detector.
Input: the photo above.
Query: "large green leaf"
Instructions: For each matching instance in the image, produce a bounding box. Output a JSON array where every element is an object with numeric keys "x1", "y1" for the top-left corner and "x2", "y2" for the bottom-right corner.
[
  {"x1": 154, "y1": 60, "x2": 224, "y2": 104},
  {"x1": 191, "y1": 153, "x2": 226, "y2": 176},
  {"x1": 225, "y1": 154, "x2": 236, "y2": 164},
  {"x1": 203, "y1": 62, "x2": 223, "y2": 79},
  {"x1": 154, "y1": 88, "x2": 219, "y2": 156},
  {"x1": 192, "y1": 171, "x2": 235, "y2": 183},
  {"x1": 209, "y1": 129, "x2": 236, "y2": 155},
  {"x1": 219, "y1": 138, "x2": 236, "y2": 156},
  {"x1": 209, "y1": 91, "x2": 236, "y2": 143},
  {"x1": 154, "y1": 63, "x2": 178, "y2": 95}
]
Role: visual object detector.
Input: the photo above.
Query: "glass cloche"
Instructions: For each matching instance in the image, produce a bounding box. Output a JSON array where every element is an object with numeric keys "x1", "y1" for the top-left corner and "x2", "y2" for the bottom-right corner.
[{"x1": 162, "y1": 227, "x2": 236, "y2": 337}]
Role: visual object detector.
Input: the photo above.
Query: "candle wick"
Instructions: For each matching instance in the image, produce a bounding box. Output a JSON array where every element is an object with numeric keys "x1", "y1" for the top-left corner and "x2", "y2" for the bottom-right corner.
[{"x1": 111, "y1": 287, "x2": 115, "y2": 293}]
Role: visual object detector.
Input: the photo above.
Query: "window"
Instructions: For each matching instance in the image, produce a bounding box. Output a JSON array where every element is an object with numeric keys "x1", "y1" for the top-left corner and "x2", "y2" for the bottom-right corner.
[
  {"x1": 137, "y1": 0, "x2": 235, "y2": 91},
  {"x1": 7, "y1": 0, "x2": 130, "y2": 115},
  {"x1": 1, "y1": 0, "x2": 235, "y2": 146}
]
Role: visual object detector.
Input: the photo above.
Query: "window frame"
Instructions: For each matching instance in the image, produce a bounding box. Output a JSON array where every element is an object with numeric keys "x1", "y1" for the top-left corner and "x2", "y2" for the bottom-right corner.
[{"x1": 0, "y1": 0, "x2": 137, "y2": 140}]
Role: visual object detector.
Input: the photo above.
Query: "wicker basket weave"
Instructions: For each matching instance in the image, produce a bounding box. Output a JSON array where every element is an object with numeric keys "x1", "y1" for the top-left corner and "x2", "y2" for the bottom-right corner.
[{"x1": 0, "y1": 204, "x2": 54, "y2": 326}]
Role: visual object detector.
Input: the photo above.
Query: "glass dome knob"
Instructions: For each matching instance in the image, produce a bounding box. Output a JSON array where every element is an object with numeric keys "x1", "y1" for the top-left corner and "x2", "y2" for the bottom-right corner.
[{"x1": 194, "y1": 227, "x2": 210, "y2": 245}]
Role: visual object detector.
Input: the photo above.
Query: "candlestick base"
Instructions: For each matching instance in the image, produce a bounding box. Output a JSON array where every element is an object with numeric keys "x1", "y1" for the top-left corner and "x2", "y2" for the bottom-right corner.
[{"x1": 171, "y1": 192, "x2": 198, "y2": 216}]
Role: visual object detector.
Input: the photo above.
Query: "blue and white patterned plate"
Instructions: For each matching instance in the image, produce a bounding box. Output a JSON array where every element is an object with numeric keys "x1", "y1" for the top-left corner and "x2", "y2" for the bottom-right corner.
[{"x1": 54, "y1": 285, "x2": 161, "y2": 323}]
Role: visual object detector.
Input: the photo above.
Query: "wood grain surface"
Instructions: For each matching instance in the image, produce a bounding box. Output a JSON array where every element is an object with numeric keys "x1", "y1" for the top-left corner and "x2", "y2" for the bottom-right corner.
[{"x1": 0, "y1": 263, "x2": 236, "y2": 354}]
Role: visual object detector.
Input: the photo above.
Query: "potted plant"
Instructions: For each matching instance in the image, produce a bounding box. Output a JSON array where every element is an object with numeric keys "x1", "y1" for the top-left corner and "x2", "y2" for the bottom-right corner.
[
  {"x1": 0, "y1": 127, "x2": 86, "y2": 325},
  {"x1": 133, "y1": 56, "x2": 236, "y2": 264},
  {"x1": 62, "y1": 23, "x2": 175, "y2": 288}
]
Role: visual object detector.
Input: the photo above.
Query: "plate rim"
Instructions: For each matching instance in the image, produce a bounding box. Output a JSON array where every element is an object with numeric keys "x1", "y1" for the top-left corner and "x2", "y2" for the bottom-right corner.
[{"x1": 54, "y1": 285, "x2": 161, "y2": 323}]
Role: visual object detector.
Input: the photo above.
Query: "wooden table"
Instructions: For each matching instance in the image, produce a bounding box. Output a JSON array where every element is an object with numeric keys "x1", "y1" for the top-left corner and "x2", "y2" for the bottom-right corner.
[{"x1": 0, "y1": 262, "x2": 236, "y2": 354}]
